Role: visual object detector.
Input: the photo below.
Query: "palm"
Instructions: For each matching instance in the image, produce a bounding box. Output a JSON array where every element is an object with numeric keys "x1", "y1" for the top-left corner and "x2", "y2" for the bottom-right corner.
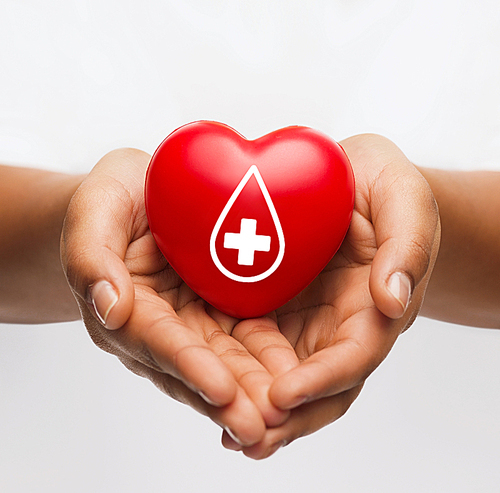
[
  {"x1": 223, "y1": 166, "x2": 393, "y2": 457},
  {"x1": 276, "y1": 206, "x2": 377, "y2": 361},
  {"x1": 225, "y1": 135, "x2": 440, "y2": 457},
  {"x1": 67, "y1": 139, "x2": 439, "y2": 458},
  {"x1": 223, "y1": 197, "x2": 389, "y2": 458},
  {"x1": 92, "y1": 221, "x2": 293, "y2": 439},
  {"x1": 66, "y1": 148, "x2": 292, "y2": 446}
]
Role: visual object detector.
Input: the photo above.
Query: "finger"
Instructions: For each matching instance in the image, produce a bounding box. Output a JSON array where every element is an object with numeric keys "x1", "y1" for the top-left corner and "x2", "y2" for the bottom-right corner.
[
  {"x1": 341, "y1": 135, "x2": 440, "y2": 319},
  {"x1": 220, "y1": 354, "x2": 290, "y2": 428},
  {"x1": 223, "y1": 385, "x2": 363, "y2": 460},
  {"x1": 212, "y1": 386, "x2": 267, "y2": 446},
  {"x1": 369, "y1": 170, "x2": 440, "y2": 319},
  {"x1": 179, "y1": 305, "x2": 290, "y2": 428},
  {"x1": 61, "y1": 148, "x2": 150, "y2": 329},
  {"x1": 269, "y1": 307, "x2": 397, "y2": 409},
  {"x1": 231, "y1": 317, "x2": 300, "y2": 377},
  {"x1": 102, "y1": 285, "x2": 238, "y2": 407},
  {"x1": 121, "y1": 357, "x2": 266, "y2": 446}
]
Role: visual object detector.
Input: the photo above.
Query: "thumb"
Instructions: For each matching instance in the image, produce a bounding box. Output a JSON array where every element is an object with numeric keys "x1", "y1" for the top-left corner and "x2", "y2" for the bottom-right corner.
[
  {"x1": 368, "y1": 164, "x2": 441, "y2": 320},
  {"x1": 61, "y1": 148, "x2": 151, "y2": 329}
]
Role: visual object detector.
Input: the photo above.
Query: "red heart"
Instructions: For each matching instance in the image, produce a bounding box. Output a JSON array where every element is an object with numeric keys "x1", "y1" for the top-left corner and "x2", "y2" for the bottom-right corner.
[{"x1": 145, "y1": 121, "x2": 354, "y2": 318}]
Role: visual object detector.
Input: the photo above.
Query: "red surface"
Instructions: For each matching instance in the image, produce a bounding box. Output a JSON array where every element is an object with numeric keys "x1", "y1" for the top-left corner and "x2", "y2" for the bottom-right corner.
[{"x1": 145, "y1": 121, "x2": 354, "y2": 318}]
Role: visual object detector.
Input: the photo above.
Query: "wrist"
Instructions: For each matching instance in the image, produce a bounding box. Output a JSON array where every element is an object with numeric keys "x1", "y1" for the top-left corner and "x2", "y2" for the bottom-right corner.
[
  {"x1": 0, "y1": 166, "x2": 86, "y2": 323},
  {"x1": 417, "y1": 167, "x2": 500, "y2": 327}
]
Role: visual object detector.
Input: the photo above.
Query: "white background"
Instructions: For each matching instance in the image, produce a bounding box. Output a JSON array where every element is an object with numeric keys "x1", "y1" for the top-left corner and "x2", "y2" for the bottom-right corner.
[{"x1": 1, "y1": 1, "x2": 500, "y2": 491}]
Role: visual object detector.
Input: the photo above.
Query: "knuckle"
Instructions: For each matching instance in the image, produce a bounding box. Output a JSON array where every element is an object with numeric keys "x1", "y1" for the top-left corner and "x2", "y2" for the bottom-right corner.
[
  {"x1": 405, "y1": 232, "x2": 433, "y2": 283},
  {"x1": 205, "y1": 329, "x2": 229, "y2": 346},
  {"x1": 111, "y1": 147, "x2": 150, "y2": 162},
  {"x1": 62, "y1": 246, "x2": 97, "y2": 301},
  {"x1": 238, "y1": 368, "x2": 269, "y2": 387},
  {"x1": 232, "y1": 317, "x2": 276, "y2": 339},
  {"x1": 408, "y1": 232, "x2": 432, "y2": 262},
  {"x1": 257, "y1": 343, "x2": 296, "y2": 362},
  {"x1": 217, "y1": 345, "x2": 250, "y2": 362}
]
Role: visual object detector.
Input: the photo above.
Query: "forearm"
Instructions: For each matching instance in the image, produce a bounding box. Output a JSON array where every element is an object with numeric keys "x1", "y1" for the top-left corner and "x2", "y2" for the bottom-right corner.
[
  {"x1": 0, "y1": 165, "x2": 84, "y2": 323},
  {"x1": 419, "y1": 167, "x2": 500, "y2": 328}
]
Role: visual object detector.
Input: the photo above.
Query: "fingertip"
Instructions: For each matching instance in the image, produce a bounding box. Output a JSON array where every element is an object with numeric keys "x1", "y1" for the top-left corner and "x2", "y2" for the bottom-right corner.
[
  {"x1": 370, "y1": 269, "x2": 413, "y2": 320},
  {"x1": 269, "y1": 373, "x2": 309, "y2": 410},
  {"x1": 208, "y1": 381, "x2": 238, "y2": 408},
  {"x1": 221, "y1": 430, "x2": 242, "y2": 451},
  {"x1": 369, "y1": 235, "x2": 416, "y2": 319},
  {"x1": 386, "y1": 271, "x2": 412, "y2": 318},
  {"x1": 177, "y1": 347, "x2": 238, "y2": 407},
  {"x1": 242, "y1": 440, "x2": 286, "y2": 461},
  {"x1": 264, "y1": 407, "x2": 291, "y2": 428},
  {"x1": 89, "y1": 280, "x2": 119, "y2": 329},
  {"x1": 211, "y1": 387, "x2": 267, "y2": 447},
  {"x1": 198, "y1": 379, "x2": 237, "y2": 407},
  {"x1": 88, "y1": 277, "x2": 134, "y2": 330}
]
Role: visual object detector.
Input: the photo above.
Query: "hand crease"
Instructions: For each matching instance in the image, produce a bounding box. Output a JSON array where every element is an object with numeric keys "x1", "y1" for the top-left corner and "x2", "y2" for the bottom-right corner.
[
  {"x1": 278, "y1": 301, "x2": 337, "y2": 318},
  {"x1": 237, "y1": 368, "x2": 270, "y2": 385},
  {"x1": 256, "y1": 343, "x2": 297, "y2": 361}
]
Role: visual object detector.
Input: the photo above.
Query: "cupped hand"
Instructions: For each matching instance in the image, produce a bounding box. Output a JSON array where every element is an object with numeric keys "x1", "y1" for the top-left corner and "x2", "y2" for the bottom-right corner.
[
  {"x1": 61, "y1": 148, "x2": 292, "y2": 447},
  {"x1": 222, "y1": 134, "x2": 441, "y2": 458}
]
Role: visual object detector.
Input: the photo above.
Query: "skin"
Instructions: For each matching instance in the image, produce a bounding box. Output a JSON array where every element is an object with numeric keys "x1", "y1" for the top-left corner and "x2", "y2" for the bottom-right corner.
[
  {"x1": 418, "y1": 168, "x2": 500, "y2": 328},
  {"x1": 59, "y1": 135, "x2": 441, "y2": 458},
  {"x1": 222, "y1": 134, "x2": 442, "y2": 457},
  {"x1": 5, "y1": 132, "x2": 494, "y2": 459},
  {"x1": 0, "y1": 165, "x2": 82, "y2": 323},
  {"x1": 61, "y1": 149, "x2": 289, "y2": 446}
]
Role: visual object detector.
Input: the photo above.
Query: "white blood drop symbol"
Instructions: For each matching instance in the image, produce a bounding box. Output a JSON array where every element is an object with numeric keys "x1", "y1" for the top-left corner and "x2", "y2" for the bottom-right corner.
[{"x1": 210, "y1": 165, "x2": 285, "y2": 283}]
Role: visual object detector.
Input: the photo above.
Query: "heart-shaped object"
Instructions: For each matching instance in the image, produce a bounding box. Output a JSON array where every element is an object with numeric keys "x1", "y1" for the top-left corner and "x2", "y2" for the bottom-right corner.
[{"x1": 145, "y1": 121, "x2": 354, "y2": 318}]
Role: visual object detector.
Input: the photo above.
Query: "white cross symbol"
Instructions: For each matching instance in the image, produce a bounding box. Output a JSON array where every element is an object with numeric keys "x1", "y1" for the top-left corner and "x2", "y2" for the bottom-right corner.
[{"x1": 223, "y1": 218, "x2": 271, "y2": 266}]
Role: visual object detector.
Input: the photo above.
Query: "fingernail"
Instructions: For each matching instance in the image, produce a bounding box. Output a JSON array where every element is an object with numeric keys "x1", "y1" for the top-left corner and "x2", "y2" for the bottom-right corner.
[
  {"x1": 90, "y1": 280, "x2": 118, "y2": 328},
  {"x1": 224, "y1": 441, "x2": 242, "y2": 452},
  {"x1": 387, "y1": 272, "x2": 411, "y2": 317},
  {"x1": 199, "y1": 391, "x2": 219, "y2": 407},
  {"x1": 224, "y1": 427, "x2": 244, "y2": 447}
]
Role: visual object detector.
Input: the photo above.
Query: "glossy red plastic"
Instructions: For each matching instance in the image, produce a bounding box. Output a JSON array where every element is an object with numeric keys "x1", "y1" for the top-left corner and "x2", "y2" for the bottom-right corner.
[{"x1": 145, "y1": 121, "x2": 354, "y2": 318}]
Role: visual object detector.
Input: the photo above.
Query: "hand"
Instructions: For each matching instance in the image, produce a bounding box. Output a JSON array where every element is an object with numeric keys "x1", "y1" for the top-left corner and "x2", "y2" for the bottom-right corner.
[
  {"x1": 222, "y1": 134, "x2": 441, "y2": 458},
  {"x1": 61, "y1": 148, "x2": 292, "y2": 446}
]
